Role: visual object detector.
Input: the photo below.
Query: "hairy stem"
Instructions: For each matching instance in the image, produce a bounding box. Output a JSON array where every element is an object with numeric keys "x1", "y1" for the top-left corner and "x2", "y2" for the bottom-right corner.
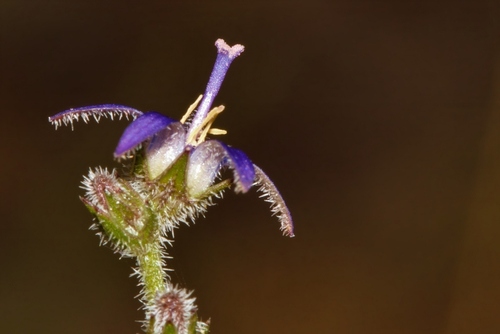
[{"x1": 137, "y1": 242, "x2": 167, "y2": 304}]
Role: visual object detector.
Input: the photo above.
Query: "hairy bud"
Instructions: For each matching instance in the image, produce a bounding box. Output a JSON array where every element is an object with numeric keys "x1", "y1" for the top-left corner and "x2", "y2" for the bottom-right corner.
[{"x1": 146, "y1": 285, "x2": 205, "y2": 334}]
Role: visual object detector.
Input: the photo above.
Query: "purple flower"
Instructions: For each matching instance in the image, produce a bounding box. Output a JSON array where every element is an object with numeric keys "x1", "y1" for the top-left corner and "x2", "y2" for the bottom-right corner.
[{"x1": 49, "y1": 39, "x2": 294, "y2": 237}]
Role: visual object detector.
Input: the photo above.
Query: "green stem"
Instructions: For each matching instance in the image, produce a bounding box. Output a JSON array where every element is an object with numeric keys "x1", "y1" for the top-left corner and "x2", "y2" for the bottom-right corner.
[{"x1": 137, "y1": 242, "x2": 166, "y2": 304}]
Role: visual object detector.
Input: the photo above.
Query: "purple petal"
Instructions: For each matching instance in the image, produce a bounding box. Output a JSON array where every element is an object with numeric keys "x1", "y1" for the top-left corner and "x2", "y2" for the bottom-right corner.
[
  {"x1": 49, "y1": 104, "x2": 143, "y2": 129},
  {"x1": 219, "y1": 142, "x2": 255, "y2": 193},
  {"x1": 186, "y1": 140, "x2": 255, "y2": 196},
  {"x1": 114, "y1": 112, "x2": 178, "y2": 158}
]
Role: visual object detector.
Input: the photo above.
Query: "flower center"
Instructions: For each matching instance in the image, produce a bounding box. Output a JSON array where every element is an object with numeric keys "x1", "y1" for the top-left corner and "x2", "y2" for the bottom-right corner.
[{"x1": 181, "y1": 95, "x2": 227, "y2": 146}]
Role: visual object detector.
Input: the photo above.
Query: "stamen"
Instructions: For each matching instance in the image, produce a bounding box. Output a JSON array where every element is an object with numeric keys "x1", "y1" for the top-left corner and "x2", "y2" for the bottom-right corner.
[
  {"x1": 186, "y1": 105, "x2": 225, "y2": 145},
  {"x1": 180, "y1": 95, "x2": 203, "y2": 124},
  {"x1": 208, "y1": 128, "x2": 227, "y2": 135},
  {"x1": 195, "y1": 106, "x2": 226, "y2": 145}
]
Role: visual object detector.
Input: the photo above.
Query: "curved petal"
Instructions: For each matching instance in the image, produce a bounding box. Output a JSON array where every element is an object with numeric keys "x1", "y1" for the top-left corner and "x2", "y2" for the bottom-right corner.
[
  {"x1": 186, "y1": 140, "x2": 255, "y2": 197},
  {"x1": 253, "y1": 165, "x2": 294, "y2": 237},
  {"x1": 218, "y1": 142, "x2": 255, "y2": 193},
  {"x1": 146, "y1": 122, "x2": 187, "y2": 179},
  {"x1": 49, "y1": 104, "x2": 143, "y2": 130},
  {"x1": 114, "y1": 112, "x2": 178, "y2": 158}
]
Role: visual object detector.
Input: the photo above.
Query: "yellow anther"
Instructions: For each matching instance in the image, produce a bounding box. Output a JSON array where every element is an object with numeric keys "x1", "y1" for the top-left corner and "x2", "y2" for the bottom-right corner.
[
  {"x1": 180, "y1": 95, "x2": 203, "y2": 124},
  {"x1": 195, "y1": 105, "x2": 225, "y2": 144},
  {"x1": 208, "y1": 128, "x2": 227, "y2": 135}
]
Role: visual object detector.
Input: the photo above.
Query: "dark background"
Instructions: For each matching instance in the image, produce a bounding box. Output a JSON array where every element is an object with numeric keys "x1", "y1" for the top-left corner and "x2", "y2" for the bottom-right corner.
[{"x1": 1, "y1": 1, "x2": 500, "y2": 333}]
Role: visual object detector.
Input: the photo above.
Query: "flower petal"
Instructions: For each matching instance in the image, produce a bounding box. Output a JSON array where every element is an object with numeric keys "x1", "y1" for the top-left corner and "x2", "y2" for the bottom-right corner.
[
  {"x1": 146, "y1": 122, "x2": 187, "y2": 179},
  {"x1": 219, "y1": 142, "x2": 255, "y2": 193},
  {"x1": 114, "y1": 112, "x2": 178, "y2": 158},
  {"x1": 253, "y1": 165, "x2": 294, "y2": 237},
  {"x1": 186, "y1": 140, "x2": 255, "y2": 197},
  {"x1": 49, "y1": 104, "x2": 143, "y2": 129},
  {"x1": 186, "y1": 141, "x2": 226, "y2": 197}
]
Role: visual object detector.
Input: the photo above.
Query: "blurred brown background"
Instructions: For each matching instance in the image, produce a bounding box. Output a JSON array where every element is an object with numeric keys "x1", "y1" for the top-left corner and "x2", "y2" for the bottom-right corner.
[{"x1": 1, "y1": 1, "x2": 500, "y2": 333}]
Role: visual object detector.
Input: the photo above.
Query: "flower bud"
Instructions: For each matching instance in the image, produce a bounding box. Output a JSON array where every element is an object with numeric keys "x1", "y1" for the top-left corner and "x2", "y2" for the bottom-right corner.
[
  {"x1": 146, "y1": 285, "x2": 204, "y2": 334},
  {"x1": 80, "y1": 167, "x2": 154, "y2": 254}
]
